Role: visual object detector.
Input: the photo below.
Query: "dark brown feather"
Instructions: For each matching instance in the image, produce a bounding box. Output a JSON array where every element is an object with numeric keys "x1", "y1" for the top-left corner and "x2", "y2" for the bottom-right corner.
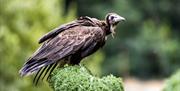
[{"x1": 38, "y1": 16, "x2": 100, "y2": 44}]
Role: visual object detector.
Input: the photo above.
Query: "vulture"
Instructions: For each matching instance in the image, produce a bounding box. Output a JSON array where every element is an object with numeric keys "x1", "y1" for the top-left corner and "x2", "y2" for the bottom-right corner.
[{"x1": 19, "y1": 13, "x2": 125, "y2": 85}]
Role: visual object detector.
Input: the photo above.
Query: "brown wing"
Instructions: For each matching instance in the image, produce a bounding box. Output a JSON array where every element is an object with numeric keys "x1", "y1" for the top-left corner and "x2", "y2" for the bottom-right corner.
[
  {"x1": 38, "y1": 21, "x2": 79, "y2": 44},
  {"x1": 19, "y1": 26, "x2": 104, "y2": 77},
  {"x1": 38, "y1": 16, "x2": 98, "y2": 44}
]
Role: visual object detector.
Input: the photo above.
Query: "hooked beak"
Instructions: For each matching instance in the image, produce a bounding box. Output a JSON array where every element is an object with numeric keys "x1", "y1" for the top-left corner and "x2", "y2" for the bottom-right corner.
[{"x1": 115, "y1": 15, "x2": 126, "y2": 22}]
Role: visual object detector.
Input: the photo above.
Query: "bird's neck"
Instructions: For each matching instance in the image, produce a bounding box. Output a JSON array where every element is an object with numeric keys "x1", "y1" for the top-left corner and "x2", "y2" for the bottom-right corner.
[{"x1": 104, "y1": 22, "x2": 113, "y2": 35}]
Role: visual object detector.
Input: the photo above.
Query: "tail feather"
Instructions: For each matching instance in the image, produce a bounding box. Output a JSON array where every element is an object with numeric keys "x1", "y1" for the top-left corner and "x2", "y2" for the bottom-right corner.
[
  {"x1": 22, "y1": 58, "x2": 47, "y2": 71},
  {"x1": 33, "y1": 65, "x2": 49, "y2": 85},
  {"x1": 41, "y1": 64, "x2": 54, "y2": 80},
  {"x1": 19, "y1": 58, "x2": 59, "y2": 85},
  {"x1": 19, "y1": 58, "x2": 54, "y2": 77},
  {"x1": 22, "y1": 60, "x2": 49, "y2": 73},
  {"x1": 47, "y1": 63, "x2": 58, "y2": 80},
  {"x1": 33, "y1": 63, "x2": 58, "y2": 85},
  {"x1": 33, "y1": 68, "x2": 42, "y2": 84}
]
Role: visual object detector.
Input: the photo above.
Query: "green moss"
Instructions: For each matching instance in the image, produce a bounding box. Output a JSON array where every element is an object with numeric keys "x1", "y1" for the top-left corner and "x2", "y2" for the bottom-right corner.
[
  {"x1": 48, "y1": 65, "x2": 124, "y2": 91},
  {"x1": 163, "y1": 69, "x2": 180, "y2": 91}
]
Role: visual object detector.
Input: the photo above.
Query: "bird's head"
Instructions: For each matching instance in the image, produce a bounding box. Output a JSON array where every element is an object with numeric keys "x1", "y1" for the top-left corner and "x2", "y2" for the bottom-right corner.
[{"x1": 105, "y1": 13, "x2": 125, "y2": 37}]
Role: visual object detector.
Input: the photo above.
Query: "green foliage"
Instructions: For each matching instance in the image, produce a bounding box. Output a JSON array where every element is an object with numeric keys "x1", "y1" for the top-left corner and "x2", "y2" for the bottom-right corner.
[
  {"x1": 163, "y1": 69, "x2": 180, "y2": 91},
  {"x1": 126, "y1": 21, "x2": 180, "y2": 77},
  {"x1": 49, "y1": 65, "x2": 124, "y2": 91},
  {"x1": 0, "y1": 0, "x2": 75, "y2": 91}
]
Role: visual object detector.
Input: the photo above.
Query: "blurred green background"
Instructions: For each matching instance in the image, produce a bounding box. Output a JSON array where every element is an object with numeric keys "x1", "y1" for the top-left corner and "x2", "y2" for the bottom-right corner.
[{"x1": 0, "y1": 0, "x2": 180, "y2": 91}]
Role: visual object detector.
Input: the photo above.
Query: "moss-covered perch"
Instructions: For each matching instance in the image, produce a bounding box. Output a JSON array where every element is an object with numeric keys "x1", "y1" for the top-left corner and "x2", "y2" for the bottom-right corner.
[
  {"x1": 163, "y1": 69, "x2": 180, "y2": 91},
  {"x1": 48, "y1": 65, "x2": 124, "y2": 91}
]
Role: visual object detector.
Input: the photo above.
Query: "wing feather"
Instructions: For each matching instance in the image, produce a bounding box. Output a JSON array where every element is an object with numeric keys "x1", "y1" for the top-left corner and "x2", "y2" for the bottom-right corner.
[
  {"x1": 38, "y1": 21, "x2": 79, "y2": 43},
  {"x1": 38, "y1": 17, "x2": 97, "y2": 44}
]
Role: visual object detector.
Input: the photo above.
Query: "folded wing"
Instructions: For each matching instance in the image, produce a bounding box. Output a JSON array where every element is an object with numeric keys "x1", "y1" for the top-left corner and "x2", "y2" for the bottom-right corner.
[{"x1": 19, "y1": 26, "x2": 104, "y2": 85}]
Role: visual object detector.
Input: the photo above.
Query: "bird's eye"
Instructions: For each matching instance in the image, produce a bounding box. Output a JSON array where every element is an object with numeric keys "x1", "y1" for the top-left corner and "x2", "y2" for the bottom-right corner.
[{"x1": 110, "y1": 16, "x2": 114, "y2": 20}]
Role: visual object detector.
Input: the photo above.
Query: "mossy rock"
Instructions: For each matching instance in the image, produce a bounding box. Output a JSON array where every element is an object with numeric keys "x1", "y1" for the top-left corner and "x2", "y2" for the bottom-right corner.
[
  {"x1": 48, "y1": 65, "x2": 124, "y2": 91},
  {"x1": 163, "y1": 69, "x2": 180, "y2": 91}
]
